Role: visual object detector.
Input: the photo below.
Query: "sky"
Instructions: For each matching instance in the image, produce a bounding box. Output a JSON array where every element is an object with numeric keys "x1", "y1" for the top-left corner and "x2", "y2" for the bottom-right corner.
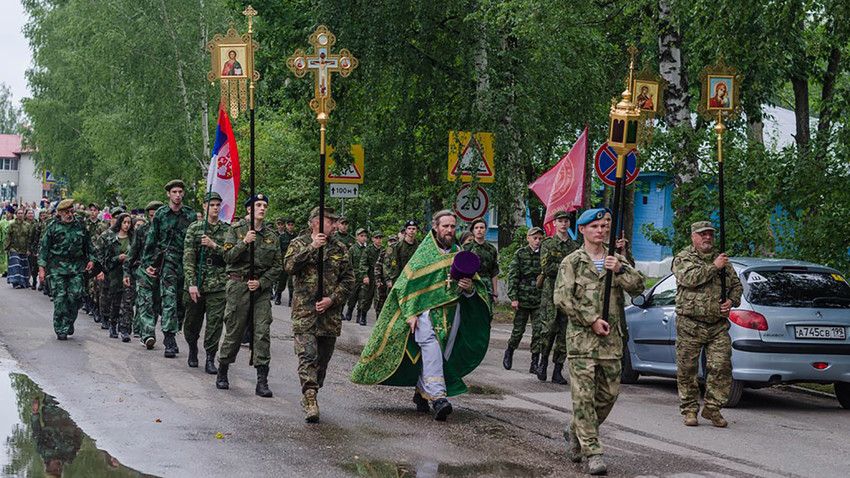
[{"x1": 0, "y1": 0, "x2": 32, "y2": 107}]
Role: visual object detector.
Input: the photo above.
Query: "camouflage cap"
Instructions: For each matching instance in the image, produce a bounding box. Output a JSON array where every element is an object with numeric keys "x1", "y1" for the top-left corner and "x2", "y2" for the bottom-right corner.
[
  {"x1": 275, "y1": 217, "x2": 286, "y2": 224},
  {"x1": 372, "y1": 230, "x2": 385, "y2": 238},
  {"x1": 387, "y1": 235, "x2": 398, "y2": 244},
  {"x1": 164, "y1": 179, "x2": 185, "y2": 191},
  {"x1": 355, "y1": 228, "x2": 367, "y2": 235},
  {"x1": 527, "y1": 226, "x2": 544, "y2": 236},
  {"x1": 110, "y1": 206, "x2": 124, "y2": 216},
  {"x1": 204, "y1": 191, "x2": 222, "y2": 202},
  {"x1": 87, "y1": 202, "x2": 100, "y2": 210},
  {"x1": 145, "y1": 201, "x2": 164, "y2": 212},
  {"x1": 338, "y1": 216, "x2": 349, "y2": 224},
  {"x1": 57, "y1": 199, "x2": 75, "y2": 211},
  {"x1": 552, "y1": 210, "x2": 570, "y2": 221},
  {"x1": 691, "y1": 221, "x2": 716, "y2": 234},
  {"x1": 308, "y1": 206, "x2": 339, "y2": 221}
]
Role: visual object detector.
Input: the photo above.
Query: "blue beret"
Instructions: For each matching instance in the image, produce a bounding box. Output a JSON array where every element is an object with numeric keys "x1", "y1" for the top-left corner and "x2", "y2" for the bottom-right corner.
[
  {"x1": 577, "y1": 208, "x2": 608, "y2": 226},
  {"x1": 245, "y1": 194, "x2": 269, "y2": 207},
  {"x1": 404, "y1": 219, "x2": 418, "y2": 228}
]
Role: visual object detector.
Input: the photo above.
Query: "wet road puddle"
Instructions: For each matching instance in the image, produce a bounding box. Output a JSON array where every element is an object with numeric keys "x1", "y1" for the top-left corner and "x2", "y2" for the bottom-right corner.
[
  {"x1": 344, "y1": 458, "x2": 544, "y2": 477},
  {"x1": 0, "y1": 367, "x2": 157, "y2": 477}
]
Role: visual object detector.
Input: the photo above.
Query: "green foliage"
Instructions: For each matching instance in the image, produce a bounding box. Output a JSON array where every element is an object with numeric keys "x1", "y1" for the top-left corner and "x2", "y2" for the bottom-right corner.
[{"x1": 497, "y1": 224, "x2": 529, "y2": 279}]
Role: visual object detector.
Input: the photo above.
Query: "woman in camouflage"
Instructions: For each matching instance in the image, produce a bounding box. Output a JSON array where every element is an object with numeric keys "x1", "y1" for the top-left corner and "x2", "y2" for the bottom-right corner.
[{"x1": 99, "y1": 213, "x2": 135, "y2": 340}]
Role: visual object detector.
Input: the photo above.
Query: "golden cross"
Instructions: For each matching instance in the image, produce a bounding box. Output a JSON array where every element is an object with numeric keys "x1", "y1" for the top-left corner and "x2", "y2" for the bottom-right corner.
[
  {"x1": 446, "y1": 275, "x2": 453, "y2": 290},
  {"x1": 287, "y1": 26, "x2": 358, "y2": 124}
]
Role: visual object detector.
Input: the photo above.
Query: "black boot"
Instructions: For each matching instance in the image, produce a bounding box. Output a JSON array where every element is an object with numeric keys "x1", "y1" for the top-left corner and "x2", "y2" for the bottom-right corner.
[
  {"x1": 536, "y1": 357, "x2": 548, "y2": 381},
  {"x1": 205, "y1": 349, "x2": 218, "y2": 375},
  {"x1": 343, "y1": 306, "x2": 353, "y2": 322},
  {"x1": 529, "y1": 353, "x2": 540, "y2": 374},
  {"x1": 502, "y1": 347, "x2": 515, "y2": 370},
  {"x1": 82, "y1": 298, "x2": 91, "y2": 314},
  {"x1": 121, "y1": 329, "x2": 130, "y2": 342},
  {"x1": 255, "y1": 365, "x2": 273, "y2": 397},
  {"x1": 274, "y1": 292, "x2": 281, "y2": 305},
  {"x1": 163, "y1": 332, "x2": 177, "y2": 358},
  {"x1": 216, "y1": 363, "x2": 229, "y2": 389},
  {"x1": 358, "y1": 310, "x2": 367, "y2": 326},
  {"x1": 551, "y1": 363, "x2": 568, "y2": 384},
  {"x1": 288, "y1": 292, "x2": 292, "y2": 307},
  {"x1": 109, "y1": 323, "x2": 118, "y2": 339},
  {"x1": 187, "y1": 341, "x2": 199, "y2": 367}
]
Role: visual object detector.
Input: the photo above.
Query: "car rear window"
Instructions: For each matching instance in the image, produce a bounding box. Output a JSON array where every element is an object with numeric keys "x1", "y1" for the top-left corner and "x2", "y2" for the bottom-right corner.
[{"x1": 744, "y1": 270, "x2": 850, "y2": 308}]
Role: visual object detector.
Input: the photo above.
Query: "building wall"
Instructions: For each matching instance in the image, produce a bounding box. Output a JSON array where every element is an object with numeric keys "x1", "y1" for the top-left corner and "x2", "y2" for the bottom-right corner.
[{"x1": 18, "y1": 152, "x2": 43, "y2": 203}]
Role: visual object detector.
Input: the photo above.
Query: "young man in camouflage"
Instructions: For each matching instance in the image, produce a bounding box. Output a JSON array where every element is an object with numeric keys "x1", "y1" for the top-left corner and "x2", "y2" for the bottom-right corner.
[
  {"x1": 274, "y1": 217, "x2": 298, "y2": 306},
  {"x1": 672, "y1": 221, "x2": 743, "y2": 428},
  {"x1": 462, "y1": 218, "x2": 499, "y2": 306},
  {"x1": 503, "y1": 227, "x2": 544, "y2": 373},
  {"x1": 537, "y1": 211, "x2": 578, "y2": 384},
  {"x1": 343, "y1": 228, "x2": 368, "y2": 322},
  {"x1": 554, "y1": 208, "x2": 645, "y2": 475},
  {"x1": 139, "y1": 180, "x2": 195, "y2": 356},
  {"x1": 285, "y1": 207, "x2": 354, "y2": 422},
  {"x1": 373, "y1": 234, "x2": 397, "y2": 317},
  {"x1": 38, "y1": 199, "x2": 96, "y2": 340},
  {"x1": 124, "y1": 201, "x2": 163, "y2": 337},
  {"x1": 183, "y1": 192, "x2": 228, "y2": 374},
  {"x1": 385, "y1": 220, "x2": 419, "y2": 290},
  {"x1": 83, "y1": 203, "x2": 107, "y2": 321},
  {"x1": 333, "y1": 216, "x2": 355, "y2": 249},
  {"x1": 215, "y1": 194, "x2": 282, "y2": 398},
  {"x1": 357, "y1": 230, "x2": 382, "y2": 325}
]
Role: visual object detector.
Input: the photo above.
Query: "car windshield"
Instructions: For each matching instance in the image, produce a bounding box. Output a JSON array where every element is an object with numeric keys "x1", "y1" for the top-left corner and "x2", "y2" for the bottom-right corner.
[{"x1": 744, "y1": 270, "x2": 850, "y2": 308}]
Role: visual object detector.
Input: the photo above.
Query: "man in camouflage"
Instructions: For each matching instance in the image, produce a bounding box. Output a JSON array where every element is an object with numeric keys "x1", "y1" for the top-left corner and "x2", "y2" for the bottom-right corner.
[
  {"x1": 139, "y1": 180, "x2": 195, "y2": 356},
  {"x1": 96, "y1": 206, "x2": 125, "y2": 334},
  {"x1": 274, "y1": 217, "x2": 297, "y2": 306},
  {"x1": 503, "y1": 227, "x2": 544, "y2": 373},
  {"x1": 285, "y1": 206, "x2": 354, "y2": 422},
  {"x1": 83, "y1": 203, "x2": 107, "y2": 322},
  {"x1": 124, "y1": 201, "x2": 163, "y2": 337},
  {"x1": 33, "y1": 210, "x2": 51, "y2": 294},
  {"x1": 672, "y1": 221, "x2": 743, "y2": 428},
  {"x1": 344, "y1": 228, "x2": 368, "y2": 322},
  {"x1": 537, "y1": 211, "x2": 578, "y2": 384},
  {"x1": 554, "y1": 208, "x2": 645, "y2": 475},
  {"x1": 215, "y1": 194, "x2": 282, "y2": 398},
  {"x1": 38, "y1": 199, "x2": 96, "y2": 340},
  {"x1": 357, "y1": 230, "x2": 382, "y2": 326},
  {"x1": 462, "y1": 218, "x2": 499, "y2": 306},
  {"x1": 183, "y1": 192, "x2": 228, "y2": 374},
  {"x1": 385, "y1": 220, "x2": 419, "y2": 290},
  {"x1": 373, "y1": 234, "x2": 397, "y2": 316},
  {"x1": 333, "y1": 216, "x2": 355, "y2": 249}
]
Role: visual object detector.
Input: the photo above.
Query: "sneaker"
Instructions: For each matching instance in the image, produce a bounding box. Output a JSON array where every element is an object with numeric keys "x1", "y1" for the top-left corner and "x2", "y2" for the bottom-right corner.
[
  {"x1": 701, "y1": 408, "x2": 728, "y2": 428},
  {"x1": 144, "y1": 336, "x2": 156, "y2": 350},
  {"x1": 683, "y1": 412, "x2": 698, "y2": 427},
  {"x1": 587, "y1": 455, "x2": 607, "y2": 475}
]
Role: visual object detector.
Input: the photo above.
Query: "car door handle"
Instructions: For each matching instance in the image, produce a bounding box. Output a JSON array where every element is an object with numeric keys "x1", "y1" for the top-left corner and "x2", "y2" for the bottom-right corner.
[{"x1": 662, "y1": 313, "x2": 673, "y2": 324}]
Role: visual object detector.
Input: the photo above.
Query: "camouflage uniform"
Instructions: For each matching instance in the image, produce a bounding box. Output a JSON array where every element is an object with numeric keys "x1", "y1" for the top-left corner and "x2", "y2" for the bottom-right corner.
[
  {"x1": 463, "y1": 239, "x2": 499, "y2": 305},
  {"x1": 554, "y1": 248, "x2": 645, "y2": 457},
  {"x1": 358, "y1": 241, "x2": 381, "y2": 317},
  {"x1": 183, "y1": 219, "x2": 228, "y2": 359},
  {"x1": 138, "y1": 204, "x2": 195, "y2": 339},
  {"x1": 285, "y1": 233, "x2": 355, "y2": 394},
  {"x1": 84, "y1": 217, "x2": 107, "y2": 315},
  {"x1": 275, "y1": 228, "x2": 298, "y2": 304},
  {"x1": 333, "y1": 230, "x2": 355, "y2": 249},
  {"x1": 4, "y1": 218, "x2": 33, "y2": 288},
  {"x1": 345, "y1": 241, "x2": 367, "y2": 318},
  {"x1": 538, "y1": 234, "x2": 578, "y2": 370},
  {"x1": 39, "y1": 216, "x2": 96, "y2": 336},
  {"x1": 217, "y1": 218, "x2": 283, "y2": 368},
  {"x1": 386, "y1": 238, "x2": 419, "y2": 285},
  {"x1": 373, "y1": 238, "x2": 396, "y2": 316},
  {"x1": 672, "y1": 245, "x2": 743, "y2": 415},
  {"x1": 507, "y1": 245, "x2": 543, "y2": 353},
  {"x1": 98, "y1": 229, "x2": 132, "y2": 334},
  {"x1": 124, "y1": 220, "x2": 160, "y2": 335}
]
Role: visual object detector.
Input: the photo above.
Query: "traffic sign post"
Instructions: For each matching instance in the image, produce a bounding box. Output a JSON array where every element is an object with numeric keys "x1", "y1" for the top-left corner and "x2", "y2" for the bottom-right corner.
[
  {"x1": 448, "y1": 131, "x2": 495, "y2": 183},
  {"x1": 595, "y1": 142, "x2": 639, "y2": 186},
  {"x1": 454, "y1": 185, "x2": 489, "y2": 222}
]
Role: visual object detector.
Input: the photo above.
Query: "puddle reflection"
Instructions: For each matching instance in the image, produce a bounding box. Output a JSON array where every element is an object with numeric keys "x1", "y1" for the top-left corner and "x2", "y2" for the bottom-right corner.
[{"x1": 346, "y1": 458, "x2": 544, "y2": 477}]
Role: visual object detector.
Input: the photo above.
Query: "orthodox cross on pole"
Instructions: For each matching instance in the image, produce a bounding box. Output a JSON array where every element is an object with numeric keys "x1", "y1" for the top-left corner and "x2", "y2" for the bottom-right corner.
[{"x1": 287, "y1": 26, "x2": 358, "y2": 300}]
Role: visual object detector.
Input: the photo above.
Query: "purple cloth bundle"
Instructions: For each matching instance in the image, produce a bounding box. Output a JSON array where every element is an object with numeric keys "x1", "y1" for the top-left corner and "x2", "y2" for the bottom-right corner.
[{"x1": 451, "y1": 250, "x2": 481, "y2": 280}]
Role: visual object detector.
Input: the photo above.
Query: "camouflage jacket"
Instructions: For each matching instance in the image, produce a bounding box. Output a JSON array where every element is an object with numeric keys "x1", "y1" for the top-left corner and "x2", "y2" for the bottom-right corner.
[
  {"x1": 140, "y1": 205, "x2": 195, "y2": 272},
  {"x1": 360, "y1": 243, "x2": 381, "y2": 281},
  {"x1": 386, "y1": 238, "x2": 419, "y2": 283},
  {"x1": 334, "y1": 231, "x2": 355, "y2": 249},
  {"x1": 98, "y1": 229, "x2": 132, "y2": 290},
  {"x1": 508, "y1": 245, "x2": 542, "y2": 308},
  {"x1": 541, "y1": 234, "x2": 578, "y2": 281},
  {"x1": 5, "y1": 219, "x2": 33, "y2": 253},
  {"x1": 672, "y1": 245, "x2": 743, "y2": 323},
  {"x1": 29, "y1": 220, "x2": 47, "y2": 255},
  {"x1": 278, "y1": 229, "x2": 298, "y2": 257},
  {"x1": 84, "y1": 218, "x2": 107, "y2": 246},
  {"x1": 38, "y1": 217, "x2": 96, "y2": 275},
  {"x1": 183, "y1": 220, "x2": 228, "y2": 294},
  {"x1": 222, "y1": 219, "x2": 283, "y2": 291},
  {"x1": 374, "y1": 243, "x2": 393, "y2": 285},
  {"x1": 349, "y1": 242, "x2": 368, "y2": 281},
  {"x1": 463, "y1": 240, "x2": 499, "y2": 279},
  {"x1": 285, "y1": 233, "x2": 355, "y2": 336},
  {"x1": 123, "y1": 222, "x2": 149, "y2": 279},
  {"x1": 554, "y1": 248, "x2": 646, "y2": 359}
]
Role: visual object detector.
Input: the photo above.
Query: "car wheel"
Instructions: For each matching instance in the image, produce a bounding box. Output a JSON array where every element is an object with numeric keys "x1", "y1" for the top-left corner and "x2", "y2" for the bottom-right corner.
[
  {"x1": 726, "y1": 379, "x2": 744, "y2": 408},
  {"x1": 621, "y1": 348, "x2": 639, "y2": 384},
  {"x1": 835, "y1": 382, "x2": 850, "y2": 409}
]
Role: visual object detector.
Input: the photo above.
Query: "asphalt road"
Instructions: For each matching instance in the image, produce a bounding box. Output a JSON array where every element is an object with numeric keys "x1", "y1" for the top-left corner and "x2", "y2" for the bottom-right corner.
[{"x1": 0, "y1": 284, "x2": 847, "y2": 477}]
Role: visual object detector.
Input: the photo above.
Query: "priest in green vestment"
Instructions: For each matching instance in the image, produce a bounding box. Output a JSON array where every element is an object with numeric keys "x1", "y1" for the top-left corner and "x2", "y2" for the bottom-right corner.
[{"x1": 350, "y1": 210, "x2": 492, "y2": 421}]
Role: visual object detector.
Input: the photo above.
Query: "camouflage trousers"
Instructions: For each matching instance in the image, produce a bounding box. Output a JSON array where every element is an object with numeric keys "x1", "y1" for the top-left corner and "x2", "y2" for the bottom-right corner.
[
  {"x1": 137, "y1": 262, "x2": 184, "y2": 338},
  {"x1": 568, "y1": 357, "x2": 621, "y2": 456},
  {"x1": 119, "y1": 279, "x2": 136, "y2": 334},
  {"x1": 49, "y1": 272, "x2": 84, "y2": 335},
  {"x1": 507, "y1": 306, "x2": 544, "y2": 353},
  {"x1": 133, "y1": 269, "x2": 161, "y2": 335},
  {"x1": 676, "y1": 316, "x2": 732, "y2": 414},
  {"x1": 294, "y1": 334, "x2": 337, "y2": 393},
  {"x1": 374, "y1": 284, "x2": 388, "y2": 317},
  {"x1": 183, "y1": 290, "x2": 226, "y2": 353},
  {"x1": 358, "y1": 282, "x2": 375, "y2": 313},
  {"x1": 218, "y1": 280, "x2": 272, "y2": 367},
  {"x1": 99, "y1": 283, "x2": 124, "y2": 330},
  {"x1": 539, "y1": 283, "x2": 567, "y2": 364}
]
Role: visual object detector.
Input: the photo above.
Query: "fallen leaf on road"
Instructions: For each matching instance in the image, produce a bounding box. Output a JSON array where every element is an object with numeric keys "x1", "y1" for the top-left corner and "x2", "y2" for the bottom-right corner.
[
  {"x1": 118, "y1": 397, "x2": 124, "y2": 402},
  {"x1": 216, "y1": 432, "x2": 223, "y2": 439},
  {"x1": 155, "y1": 418, "x2": 162, "y2": 423}
]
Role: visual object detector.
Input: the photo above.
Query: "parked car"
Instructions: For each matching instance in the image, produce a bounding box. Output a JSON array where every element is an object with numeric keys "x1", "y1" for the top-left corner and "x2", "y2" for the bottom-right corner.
[{"x1": 623, "y1": 257, "x2": 850, "y2": 408}]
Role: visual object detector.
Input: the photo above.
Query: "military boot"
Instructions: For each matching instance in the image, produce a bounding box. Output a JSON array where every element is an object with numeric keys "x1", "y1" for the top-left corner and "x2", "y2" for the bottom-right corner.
[
  {"x1": 187, "y1": 341, "x2": 199, "y2": 367},
  {"x1": 343, "y1": 306, "x2": 354, "y2": 322},
  {"x1": 274, "y1": 292, "x2": 281, "y2": 305},
  {"x1": 216, "y1": 363, "x2": 230, "y2": 389},
  {"x1": 536, "y1": 357, "x2": 549, "y2": 381},
  {"x1": 701, "y1": 408, "x2": 728, "y2": 427},
  {"x1": 358, "y1": 310, "x2": 367, "y2": 326},
  {"x1": 587, "y1": 455, "x2": 607, "y2": 475},
  {"x1": 502, "y1": 347, "x2": 515, "y2": 370},
  {"x1": 288, "y1": 291, "x2": 293, "y2": 307},
  {"x1": 530, "y1": 353, "x2": 540, "y2": 374},
  {"x1": 551, "y1": 363, "x2": 568, "y2": 384},
  {"x1": 683, "y1": 412, "x2": 698, "y2": 427},
  {"x1": 205, "y1": 349, "x2": 218, "y2": 375},
  {"x1": 302, "y1": 389, "x2": 319, "y2": 422},
  {"x1": 163, "y1": 332, "x2": 177, "y2": 358},
  {"x1": 121, "y1": 329, "x2": 130, "y2": 342},
  {"x1": 564, "y1": 423, "x2": 582, "y2": 463},
  {"x1": 255, "y1": 365, "x2": 273, "y2": 397},
  {"x1": 108, "y1": 323, "x2": 118, "y2": 339}
]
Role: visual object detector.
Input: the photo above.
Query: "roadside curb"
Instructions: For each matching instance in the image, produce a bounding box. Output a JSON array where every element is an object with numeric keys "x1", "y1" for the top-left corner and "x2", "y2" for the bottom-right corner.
[{"x1": 784, "y1": 384, "x2": 837, "y2": 400}]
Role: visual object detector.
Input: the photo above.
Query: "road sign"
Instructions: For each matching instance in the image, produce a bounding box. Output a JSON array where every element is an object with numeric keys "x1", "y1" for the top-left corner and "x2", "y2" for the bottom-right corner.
[
  {"x1": 43, "y1": 171, "x2": 58, "y2": 185},
  {"x1": 329, "y1": 183, "x2": 359, "y2": 198},
  {"x1": 448, "y1": 131, "x2": 494, "y2": 183},
  {"x1": 325, "y1": 144, "x2": 364, "y2": 184},
  {"x1": 594, "y1": 142, "x2": 639, "y2": 186},
  {"x1": 454, "y1": 185, "x2": 489, "y2": 222}
]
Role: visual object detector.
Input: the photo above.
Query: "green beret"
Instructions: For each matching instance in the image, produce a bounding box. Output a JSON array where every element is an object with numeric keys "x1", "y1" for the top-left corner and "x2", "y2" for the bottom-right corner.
[
  {"x1": 553, "y1": 210, "x2": 570, "y2": 221},
  {"x1": 165, "y1": 179, "x2": 185, "y2": 191},
  {"x1": 145, "y1": 201, "x2": 164, "y2": 212},
  {"x1": 57, "y1": 199, "x2": 75, "y2": 211},
  {"x1": 205, "y1": 191, "x2": 222, "y2": 202},
  {"x1": 691, "y1": 221, "x2": 716, "y2": 234},
  {"x1": 309, "y1": 206, "x2": 339, "y2": 221}
]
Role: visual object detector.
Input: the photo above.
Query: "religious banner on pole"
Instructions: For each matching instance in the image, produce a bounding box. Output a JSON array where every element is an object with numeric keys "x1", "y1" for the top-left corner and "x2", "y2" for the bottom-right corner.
[
  {"x1": 528, "y1": 127, "x2": 587, "y2": 236},
  {"x1": 206, "y1": 18, "x2": 260, "y2": 118}
]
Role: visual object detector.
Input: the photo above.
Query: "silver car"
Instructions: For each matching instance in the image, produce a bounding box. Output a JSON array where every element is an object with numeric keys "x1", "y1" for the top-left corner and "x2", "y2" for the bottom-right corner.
[{"x1": 623, "y1": 258, "x2": 850, "y2": 408}]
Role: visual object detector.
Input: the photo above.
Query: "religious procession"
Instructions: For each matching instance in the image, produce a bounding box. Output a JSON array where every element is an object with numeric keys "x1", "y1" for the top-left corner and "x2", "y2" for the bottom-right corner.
[{"x1": 0, "y1": 1, "x2": 848, "y2": 477}]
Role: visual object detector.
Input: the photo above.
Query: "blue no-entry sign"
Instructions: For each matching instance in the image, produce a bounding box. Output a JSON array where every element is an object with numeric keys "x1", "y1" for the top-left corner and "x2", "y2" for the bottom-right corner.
[{"x1": 594, "y1": 142, "x2": 639, "y2": 186}]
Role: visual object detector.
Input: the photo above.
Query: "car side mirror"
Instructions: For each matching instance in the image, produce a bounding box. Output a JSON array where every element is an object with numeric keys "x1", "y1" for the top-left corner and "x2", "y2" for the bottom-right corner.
[{"x1": 631, "y1": 294, "x2": 647, "y2": 308}]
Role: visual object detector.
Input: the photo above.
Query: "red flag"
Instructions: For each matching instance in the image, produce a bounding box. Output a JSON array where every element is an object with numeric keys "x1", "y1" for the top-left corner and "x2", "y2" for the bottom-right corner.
[
  {"x1": 206, "y1": 106, "x2": 240, "y2": 223},
  {"x1": 528, "y1": 126, "x2": 587, "y2": 236}
]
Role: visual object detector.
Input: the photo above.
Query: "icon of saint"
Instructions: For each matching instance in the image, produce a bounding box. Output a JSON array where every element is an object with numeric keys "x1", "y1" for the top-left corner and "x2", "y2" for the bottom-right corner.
[
  {"x1": 709, "y1": 81, "x2": 730, "y2": 109},
  {"x1": 221, "y1": 50, "x2": 243, "y2": 76},
  {"x1": 637, "y1": 85, "x2": 654, "y2": 111}
]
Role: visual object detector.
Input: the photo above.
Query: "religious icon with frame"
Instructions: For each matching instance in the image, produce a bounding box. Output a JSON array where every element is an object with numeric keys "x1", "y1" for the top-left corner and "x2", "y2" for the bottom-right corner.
[
  {"x1": 707, "y1": 75, "x2": 734, "y2": 111},
  {"x1": 698, "y1": 58, "x2": 742, "y2": 121},
  {"x1": 219, "y1": 45, "x2": 248, "y2": 79},
  {"x1": 634, "y1": 80, "x2": 659, "y2": 113},
  {"x1": 207, "y1": 22, "x2": 259, "y2": 118}
]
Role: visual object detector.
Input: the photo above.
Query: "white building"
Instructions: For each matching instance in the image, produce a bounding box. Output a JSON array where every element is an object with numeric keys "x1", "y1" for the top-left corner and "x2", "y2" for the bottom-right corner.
[{"x1": 0, "y1": 133, "x2": 51, "y2": 204}]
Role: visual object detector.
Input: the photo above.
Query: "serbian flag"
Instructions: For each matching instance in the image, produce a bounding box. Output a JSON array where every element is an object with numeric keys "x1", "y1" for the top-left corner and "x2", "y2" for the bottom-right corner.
[
  {"x1": 206, "y1": 106, "x2": 240, "y2": 223},
  {"x1": 528, "y1": 126, "x2": 588, "y2": 236}
]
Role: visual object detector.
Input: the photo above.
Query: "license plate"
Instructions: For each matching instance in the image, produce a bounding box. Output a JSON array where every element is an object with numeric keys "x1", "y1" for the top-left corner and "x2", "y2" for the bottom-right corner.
[{"x1": 794, "y1": 326, "x2": 846, "y2": 340}]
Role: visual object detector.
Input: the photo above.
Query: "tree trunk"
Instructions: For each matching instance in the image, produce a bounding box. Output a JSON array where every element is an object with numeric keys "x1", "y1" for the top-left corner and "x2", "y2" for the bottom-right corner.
[
  {"x1": 790, "y1": 75, "x2": 810, "y2": 156},
  {"x1": 199, "y1": 0, "x2": 210, "y2": 165},
  {"x1": 814, "y1": 44, "x2": 841, "y2": 162},
  {"x1": 497, "y1": 33, "x2": 525, "y2": 248}
]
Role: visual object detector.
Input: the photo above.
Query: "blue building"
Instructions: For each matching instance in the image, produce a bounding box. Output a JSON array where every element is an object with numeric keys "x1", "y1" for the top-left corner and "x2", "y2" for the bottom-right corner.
[{"x1": 631, "y1": 171, "x2": 674, "y2": 262}]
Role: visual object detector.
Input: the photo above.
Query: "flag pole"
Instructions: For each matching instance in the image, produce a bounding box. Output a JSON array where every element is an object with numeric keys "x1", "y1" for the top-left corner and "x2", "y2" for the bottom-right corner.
[
  {"x1": 197, "y1": 180, "x2": 213, "y2": 288},
  {"x1": 245, "y1": 6, "x2": 257, "y2": 365},
  {"x1": 716, "y1": 111, "x2": 727, "y2": 301}
]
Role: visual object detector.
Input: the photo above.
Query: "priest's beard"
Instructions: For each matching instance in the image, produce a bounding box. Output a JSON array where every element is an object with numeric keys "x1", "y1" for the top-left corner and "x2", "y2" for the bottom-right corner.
[{"x1": 433, "y1": 230, "x2": 455, "y2": 251}]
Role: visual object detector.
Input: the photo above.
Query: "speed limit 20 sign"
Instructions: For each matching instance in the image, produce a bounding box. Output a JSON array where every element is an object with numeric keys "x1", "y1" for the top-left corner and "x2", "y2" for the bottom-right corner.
[{"x1": 454, "y1": 185, "x2": 489, "y2": 222}]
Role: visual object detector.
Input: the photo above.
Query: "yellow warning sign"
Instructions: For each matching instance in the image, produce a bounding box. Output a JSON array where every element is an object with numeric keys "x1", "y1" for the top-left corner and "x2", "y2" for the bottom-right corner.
[
  {"x1": 325, "y1": 144, "x2": 364, "y2": 184},
  {"x1": 448, "y1": 131, "x2": 494, "y2": 183}
]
